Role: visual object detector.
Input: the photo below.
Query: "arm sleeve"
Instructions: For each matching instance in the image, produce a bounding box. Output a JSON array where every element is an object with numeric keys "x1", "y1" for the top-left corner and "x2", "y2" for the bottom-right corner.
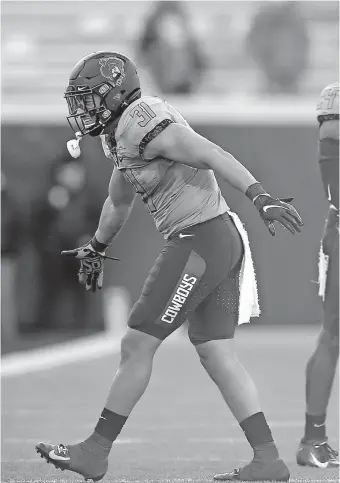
[{"x1": 318, "y1": 136, "x2": 339, "y2": 210}]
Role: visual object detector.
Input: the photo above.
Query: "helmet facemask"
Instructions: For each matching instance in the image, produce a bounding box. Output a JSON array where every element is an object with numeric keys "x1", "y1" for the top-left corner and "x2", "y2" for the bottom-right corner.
[
  {"x1": 64, "y1": 83, "x2": 113, "y2": 137},
  {"x1": 65, "y1": 52, "x2": 142, "y2": 139}
]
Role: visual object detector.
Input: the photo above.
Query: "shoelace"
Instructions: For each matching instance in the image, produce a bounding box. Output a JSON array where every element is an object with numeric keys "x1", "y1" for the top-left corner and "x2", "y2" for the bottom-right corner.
[
  {"x1": 57, "y1": 444, "x2": 68, "y2": 456},
  {"x1": 322, "y1": 443, "x2": 339, "y2": 459}
]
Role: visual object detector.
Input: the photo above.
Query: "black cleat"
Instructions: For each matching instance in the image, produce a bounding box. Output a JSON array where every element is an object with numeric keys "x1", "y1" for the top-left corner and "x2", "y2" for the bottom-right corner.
[
  {"x1": 35, "y1": 441, "x2": 107, "y2": 481},
  {"x1": 213, "y1": 459, "x2": 290, "y2": 481}
]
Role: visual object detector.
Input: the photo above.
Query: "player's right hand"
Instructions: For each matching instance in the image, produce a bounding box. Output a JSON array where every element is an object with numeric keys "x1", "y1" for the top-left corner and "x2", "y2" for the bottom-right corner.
[
  {"x1": 61, "y1": 241, "x2": 119, "y2": 292},
  {"x1": 254, "y1": 195, "x2": 304, "y2": 236}
]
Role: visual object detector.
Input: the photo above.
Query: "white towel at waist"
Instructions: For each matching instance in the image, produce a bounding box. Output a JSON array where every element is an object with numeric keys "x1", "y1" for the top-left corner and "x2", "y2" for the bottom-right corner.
[
  {"x1": 228, "y1": 211, "x2": 261, "y2": 324},
  {"x1": 318, "y1": 241, "x2": 329, "y2": 301}
]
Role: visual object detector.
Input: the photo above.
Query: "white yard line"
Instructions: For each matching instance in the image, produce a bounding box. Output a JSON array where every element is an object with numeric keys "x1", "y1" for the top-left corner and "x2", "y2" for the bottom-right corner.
[
  {"x1": 1, "y1": 287, "x2": 129, "y2": 378},
  {"x1": 1, "y1": 333, "x2": 121, "y2": 378},
  {"x1": 0, "y1": 331, "x2": 185, "y2": 378},
  {"x1": 1, "y1": 315, "x2": 320, "y2": 379}
]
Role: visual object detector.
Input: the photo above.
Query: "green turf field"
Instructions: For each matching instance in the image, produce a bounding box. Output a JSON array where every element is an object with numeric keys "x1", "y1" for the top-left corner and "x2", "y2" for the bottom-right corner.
[{"x1": 1, "y1": 326, "x2": 339, "y2": 483}]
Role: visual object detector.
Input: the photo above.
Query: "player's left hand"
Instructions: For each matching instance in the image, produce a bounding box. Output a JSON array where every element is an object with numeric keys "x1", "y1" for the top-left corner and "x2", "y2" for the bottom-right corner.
[
  {"x1": 61, "y1": 241, "x2": 119, "y2": 292},
  {"x1": 254, "y1": 195, "x2": 304, "y2": 236}
]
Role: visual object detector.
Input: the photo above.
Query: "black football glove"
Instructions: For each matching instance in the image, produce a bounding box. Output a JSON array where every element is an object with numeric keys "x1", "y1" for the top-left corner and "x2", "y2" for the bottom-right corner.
[
  {"x1": 254, "y1": 195, "x2": 304, "y2": 236},
  {"x1": 246, "y1": 183, "x2": 304, "y2": 236},
  {"x1": 61, "y1": 238, "x2": 119, "y2": 292}
]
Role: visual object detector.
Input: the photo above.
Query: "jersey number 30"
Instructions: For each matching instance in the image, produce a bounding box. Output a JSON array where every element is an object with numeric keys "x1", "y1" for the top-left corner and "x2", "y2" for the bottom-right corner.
[{"x1": 130, "y1": 102, "x2": 156, "y2": 127}]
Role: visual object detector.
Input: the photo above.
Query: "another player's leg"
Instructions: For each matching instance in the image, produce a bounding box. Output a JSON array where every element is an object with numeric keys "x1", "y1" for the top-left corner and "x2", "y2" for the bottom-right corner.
[
  {"x1": 297, "y1": 219, "x2": 339, "y2": 468},
  {"x1": 296, "y1": 328, "x2": 339, "y2": 468},
  {"x1": 188, "y1": 217, "x2": 289, "y2": 482}
]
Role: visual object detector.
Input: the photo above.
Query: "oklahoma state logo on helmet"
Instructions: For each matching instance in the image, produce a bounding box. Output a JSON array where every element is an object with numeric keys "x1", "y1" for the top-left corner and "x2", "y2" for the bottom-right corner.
[{"x1": 99, "y1": 57, "x2": 125, "y2": 87}]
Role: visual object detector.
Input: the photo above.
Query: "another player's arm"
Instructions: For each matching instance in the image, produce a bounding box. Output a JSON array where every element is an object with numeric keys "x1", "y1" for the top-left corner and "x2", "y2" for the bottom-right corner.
[
  {"x1": 94, "y1": 167, "x2": 136, "y2": 247},
  {"x1": 318, "y1": 119, "x2": 339, "y2": 210},
  {"x1": 144, "y1": 122, "x2": 303, "y2": 235}
]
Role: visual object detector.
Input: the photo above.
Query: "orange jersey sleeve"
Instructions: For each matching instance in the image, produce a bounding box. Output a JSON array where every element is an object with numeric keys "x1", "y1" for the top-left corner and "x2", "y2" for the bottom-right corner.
[{"x1": 116, "y1": 96, "x2": 189, "y2": 165}]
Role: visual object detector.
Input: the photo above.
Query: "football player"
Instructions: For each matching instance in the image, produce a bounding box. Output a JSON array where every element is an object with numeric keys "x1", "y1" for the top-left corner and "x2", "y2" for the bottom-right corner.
[
  {"x1": 36, "y1": 52, "x2": 303, "y2": 482},
  {"x1": 296, "y1": 82, "x2": 339, "y2": 468}
]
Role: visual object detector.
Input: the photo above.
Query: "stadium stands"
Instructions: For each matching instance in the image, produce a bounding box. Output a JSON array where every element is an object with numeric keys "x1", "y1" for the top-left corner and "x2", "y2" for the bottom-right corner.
[{"x1": 2, "y1": 0, "x2": 339, "y2": 112}]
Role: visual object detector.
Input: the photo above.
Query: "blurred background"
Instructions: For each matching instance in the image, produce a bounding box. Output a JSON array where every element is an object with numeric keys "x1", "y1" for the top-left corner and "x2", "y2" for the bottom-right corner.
[{"x1": 1, "y1": 0, "x2": 339, "y2": 354}]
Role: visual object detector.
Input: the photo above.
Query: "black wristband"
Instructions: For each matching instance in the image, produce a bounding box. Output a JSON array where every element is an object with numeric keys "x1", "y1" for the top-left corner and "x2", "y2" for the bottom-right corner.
[
  {"x1": 91, "y1": 236, "x2": 109, "y2": 252},
  {"x1": 245, "y1": 182, "x2": 268, "y2": 201}
]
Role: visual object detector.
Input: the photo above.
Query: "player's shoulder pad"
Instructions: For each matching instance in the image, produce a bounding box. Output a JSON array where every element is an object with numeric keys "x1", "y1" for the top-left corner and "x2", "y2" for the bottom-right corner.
[
  {"x1": 316, "y1": 82, "x2": 339, "y2": 122},
  {"x1": 320, "y1": 82, "x2": 339, "y2": 96},
  {"x1": 116, "y1": 96, "x2": 176, "y2": 160}
]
